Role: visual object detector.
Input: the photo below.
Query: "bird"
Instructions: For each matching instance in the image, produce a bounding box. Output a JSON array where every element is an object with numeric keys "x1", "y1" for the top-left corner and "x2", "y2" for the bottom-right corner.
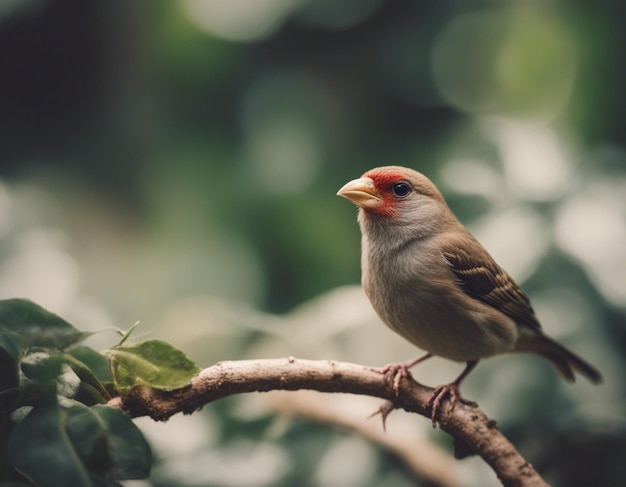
[{"x1": 337, "y1": 165, "x2": 602, "y2": 426}]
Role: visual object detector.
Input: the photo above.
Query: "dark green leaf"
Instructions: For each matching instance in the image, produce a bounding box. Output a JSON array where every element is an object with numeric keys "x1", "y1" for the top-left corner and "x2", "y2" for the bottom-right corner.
[
  {"x1": 61, "y1": 351, "x2": 111, "y2": 401},
  {"x1": 0, "y1": 299, "x2": 90, "y2": 351},
  {"x1": 0, "y1": 388, "x2": 20, "y2": 418},
  {"x1": 20, "y1": 353, "x2": 64, "y2": 383},
  {"x1": 0, "y1": 417, "x2": 26, "y2": 484},
  {"x1": 20, "y1": 351, "x2": 111, "y2": 404},
  {"x1": 0, "y1": 335, "x2": 20, "y2": 393},
  {"x1": 9, "y1": 404, "x2": 96, "y2": 486},
  {"x1": 73, "y1": 381, "x2": 109, "y2": 406},
  {"x1": 3, "y1": 381, "x2": 56, "y2": 413},
  {"x1": 89, "y1": 405, "x2": 152, "y2": 480},
  {"x1": 9, "y1": 403, "x2": 151, "y2": 485},
  {"x1": 16, "y1": 353, "x2": 67, "y2": 408},
  {"x1": 67, "y1": 346, "x2": 112, "y2": 383},
  {"x1": 104, "y1": 340, "x2": 200, "y2": 393}
]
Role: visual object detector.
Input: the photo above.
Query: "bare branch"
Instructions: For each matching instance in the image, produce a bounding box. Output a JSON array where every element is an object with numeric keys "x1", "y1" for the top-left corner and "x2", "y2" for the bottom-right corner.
[{"x1": 107, "y1": 357, "x2": 548, "y2": 487}]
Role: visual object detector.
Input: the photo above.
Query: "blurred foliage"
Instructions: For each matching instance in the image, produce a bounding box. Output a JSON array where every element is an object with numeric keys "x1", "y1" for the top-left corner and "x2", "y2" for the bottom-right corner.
[
  {"x1": 0, "y1": 1, "x2": 625, "y2": 486},
  {"x1": 0, "y1": 299, "x2": 204, "y2": 485},
  {"x1": 0, "y1": 299, "x2": 156, "y2": 485}
]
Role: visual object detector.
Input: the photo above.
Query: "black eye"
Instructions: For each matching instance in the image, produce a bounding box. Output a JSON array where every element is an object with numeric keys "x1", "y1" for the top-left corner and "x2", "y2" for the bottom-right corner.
[{"x1": 392, "y1": 181, "x2": 411, "y2": 197}]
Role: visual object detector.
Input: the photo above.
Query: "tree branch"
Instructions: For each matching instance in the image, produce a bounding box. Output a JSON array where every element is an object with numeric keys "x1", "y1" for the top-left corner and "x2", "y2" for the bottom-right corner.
[
  {"x1": 107, "y1": 357, "x2": 548, "y2": 487},
  {"x1": 264, "y1": 390, "x2": 460, "y2": 487}
]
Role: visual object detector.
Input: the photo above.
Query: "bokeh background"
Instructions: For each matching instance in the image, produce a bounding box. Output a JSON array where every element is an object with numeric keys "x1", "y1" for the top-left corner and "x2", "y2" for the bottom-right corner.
[{"x1": 1, "y1": 1, "x2": 625, "y2": 486}]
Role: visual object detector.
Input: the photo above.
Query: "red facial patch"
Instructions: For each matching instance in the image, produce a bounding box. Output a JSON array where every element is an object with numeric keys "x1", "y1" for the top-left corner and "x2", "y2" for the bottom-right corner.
[{"x1": 362, "y1": 170, "x2": 407, "y2": 217}]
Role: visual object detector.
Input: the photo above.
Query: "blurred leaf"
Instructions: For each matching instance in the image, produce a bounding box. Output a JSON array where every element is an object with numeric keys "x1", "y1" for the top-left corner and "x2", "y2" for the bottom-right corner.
[
  {"x1": 0, "y1": 299, "x2": 90, "y2": 351},
  {"x1": 9, "y1": 403, "x2": 151, "y2": 485},
  {"x1": 0, "y1": 417, "x2": 25, "y2": 484},
  {"x1": 68, "y1": 346, "x2": 112, "y2": 382},
  {"x1": 73, "y1": 381, "x2": 110, "y2": 407},
  {"x1": 0, "y1": 389, "x2": 19, "y2": 418},
  {"x1": 18, "y1": 353, "x2": 77, "y2": 409},
  {"x1": 20, "y1": 353, "x2": 64, "y2": 384},
  {"x1": 88, "y1": 405, "x2": 152, "y2": 480},
  {"x1": 64, "y1": 348, "x2": 112, "y2": 401},
  {"x1": 5, "y1": 381, "x2": 56, "y2": 413},
  {"x1": 104, "y1": 340, "x2": 200, "y2": 393},
  {"x1": 9, "y1": 403, "x2": 100, "y2": 486},
  {"x1": 20, "y1": 350, "x2": 111, "y2": 405},
  {"x1": 0, "y1": 335, "x2": 19, "y2": 393}
]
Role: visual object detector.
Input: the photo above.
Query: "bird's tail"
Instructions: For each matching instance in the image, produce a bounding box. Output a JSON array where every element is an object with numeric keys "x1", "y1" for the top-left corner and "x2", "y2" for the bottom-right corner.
[{"x1": 515, "y1": 333, "x2": 602, "y2": 384}]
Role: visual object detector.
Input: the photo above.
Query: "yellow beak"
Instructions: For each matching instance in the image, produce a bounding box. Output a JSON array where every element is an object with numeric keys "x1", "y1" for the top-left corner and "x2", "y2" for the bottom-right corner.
[{"x1": 337, "y1": 177, "x2": 382, "y2": 209}]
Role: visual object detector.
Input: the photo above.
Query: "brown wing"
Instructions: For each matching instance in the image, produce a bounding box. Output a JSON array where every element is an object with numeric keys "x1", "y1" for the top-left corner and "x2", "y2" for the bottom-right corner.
[{"x1": 440, "y1": 238, "x2": 542, "y2": 332}]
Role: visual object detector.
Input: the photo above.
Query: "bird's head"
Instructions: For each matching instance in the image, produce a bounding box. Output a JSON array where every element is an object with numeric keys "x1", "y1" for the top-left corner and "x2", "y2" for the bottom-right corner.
[{"x1": 337, "y1": 166, "x2": 448, "y2": 221}]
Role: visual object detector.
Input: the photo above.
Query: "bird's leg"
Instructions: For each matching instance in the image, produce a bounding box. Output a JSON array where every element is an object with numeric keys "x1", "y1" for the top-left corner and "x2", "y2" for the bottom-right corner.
[
  {"x1": 369, "y1": 353, "x2": 433, "y2": 429},
  {"x1": 426, "y1": 359, "x2": 479, "y2": 428},
  {"x1": 374, "y1": 352, "x2": 433, "y2": 397}
]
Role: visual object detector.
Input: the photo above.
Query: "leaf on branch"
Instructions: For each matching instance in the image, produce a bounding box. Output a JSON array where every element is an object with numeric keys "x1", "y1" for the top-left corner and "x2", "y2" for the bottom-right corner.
[
  {"x1": 0, "y1": 334, "x2": 21, "y2": 392},
  {"x1": 18, "y1": 349, "x2": 112, "y2": 405},
  {"x1": 68, "y1": 346, "x2": 113, "y2": 383},
  {"x1": 0, "y1": 299, "x2": 154, "y2": 485},
  {"x1": 20, "y1": 352, "x2": 66, "y2": 384},
  {"x1": 104, "y1": 340, "x2": 201, "y2": 394},
  {"x1": 8, "y1": 402, "x2": 152, "y2": 485},
  {"x1": 0, "y1": 298, "x2": 92, "y2": 352},
  {"x1": 64, "y1": 347, "x2": 114, "y2": 402}
]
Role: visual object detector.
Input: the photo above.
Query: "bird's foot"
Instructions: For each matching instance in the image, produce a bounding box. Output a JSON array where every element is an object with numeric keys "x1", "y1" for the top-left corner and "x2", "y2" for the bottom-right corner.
[
  {"x1": 425, "y1": 383, "x2": 476, "y2": 428},
  {"x1": 373, "y1": 353, "x2": 433, "y2": 397},
  {"x1": 373, "y1": 362, "x2": 413, "y2": 397},
  {"x1": 368, "y1": 400, "x2": 396, "y2": 431}
]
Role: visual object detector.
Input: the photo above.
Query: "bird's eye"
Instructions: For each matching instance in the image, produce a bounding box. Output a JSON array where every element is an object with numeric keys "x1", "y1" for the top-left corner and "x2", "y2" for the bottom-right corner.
[{"x1": 391, "y1": 181, "x2": 411, "y2": 197}]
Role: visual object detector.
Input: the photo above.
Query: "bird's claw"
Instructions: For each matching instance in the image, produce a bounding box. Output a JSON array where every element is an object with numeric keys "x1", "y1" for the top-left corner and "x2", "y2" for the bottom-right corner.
[
  {"x1": 425, "y1": 383, "x2": 476, "y2": 428},
  {"x1": 368, "y1": 400, "x2": 396, "y2": 431},
  {"x1": 370, "y1": 363, "x2": 414, "y2": 430},
  {"x1": 373, "y1": 363, "x2": 412, "y2": 398}
]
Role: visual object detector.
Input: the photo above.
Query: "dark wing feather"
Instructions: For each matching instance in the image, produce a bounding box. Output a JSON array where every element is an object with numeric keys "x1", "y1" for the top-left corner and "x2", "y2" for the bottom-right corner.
[{"x1": 440, "y1": 240, "x2": 542, "y2": 332}]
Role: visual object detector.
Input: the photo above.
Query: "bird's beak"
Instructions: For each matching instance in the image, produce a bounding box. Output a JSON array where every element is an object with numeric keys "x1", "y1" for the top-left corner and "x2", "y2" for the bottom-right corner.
[{"x1": 337, "y1": 177, "x2": 382, "y2": 209}]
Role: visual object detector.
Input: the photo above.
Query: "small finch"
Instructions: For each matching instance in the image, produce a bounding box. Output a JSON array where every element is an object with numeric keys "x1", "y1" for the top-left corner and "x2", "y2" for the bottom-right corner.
[{"x1": 338, "y1": 165, "x2": 602, "y2": 425}]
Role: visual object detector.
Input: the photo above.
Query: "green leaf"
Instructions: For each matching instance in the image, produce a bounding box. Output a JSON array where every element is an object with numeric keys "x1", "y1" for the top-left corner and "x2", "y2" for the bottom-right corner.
[
  {"x1": 89, "y1": 405, "x2": 152, "y2": 479},
  {"x1": 63, "y1": 349, "x2": 112, "y2": 401},
  {"x1": 16, "y1": 353, "x2": 67, "y2": 408},
  {"x1": 19, "y1": 350, "x2": 112, "y2": 405},
  {"x1": 0, "y1": 388, "x2": 20, "y2": 419},
  {"x1": 0, "y1": 335, "x2": 20, "y2": 393},
  {"x1": 20, "y1": 352, "x2": 65, "y2": 383},
  {"x1": 9, "y1": 403, "x2": 151, "y2": 485},
  {"x1": 0, "y1": 417, "x2": 26, "y2": 484},
  {"x1": 73, "y1": 381, "x2": 110, "y2": 407},
  {"x1": 0, "y1": 299, "x2": 90, "y2": 351},
  {"x1": 9, "y1": 403, "x2": 97, "y2": 486},
  {"x1": 104, "y1": 340, "x2": 200, "y2": 393},
  {"x1": 67, "y1": 346, "x2": 112, "y2": 383}
]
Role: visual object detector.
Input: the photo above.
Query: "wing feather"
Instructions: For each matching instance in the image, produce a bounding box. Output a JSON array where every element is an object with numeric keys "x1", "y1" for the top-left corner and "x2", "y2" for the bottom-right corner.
[{"x1": 440, "y1": 238, "x2": 541, "y2": 332}]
